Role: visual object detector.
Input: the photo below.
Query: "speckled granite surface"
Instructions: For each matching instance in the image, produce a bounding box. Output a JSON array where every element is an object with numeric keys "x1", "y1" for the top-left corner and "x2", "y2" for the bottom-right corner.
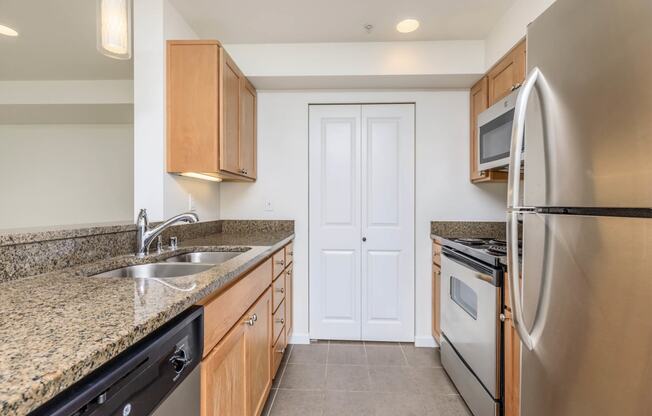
[
  {"x1": 0, "y1": 228, "x2": 293, "y2": 416},
  {"x1": 0, "y1": 220, "x2": 293, "y2": 283},
  {"x1": 430, "y1": 221, "x2": 506, "y2": 240}
]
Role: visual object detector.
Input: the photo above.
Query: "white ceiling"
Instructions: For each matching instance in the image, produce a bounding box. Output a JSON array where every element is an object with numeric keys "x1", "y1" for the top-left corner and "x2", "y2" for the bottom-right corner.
[
  {"x1": 169, "y1": 0, "x2": 514, "y2": 44},
  {"x1": 0, "y1": 0, "x2": 132, "y2": 80}
]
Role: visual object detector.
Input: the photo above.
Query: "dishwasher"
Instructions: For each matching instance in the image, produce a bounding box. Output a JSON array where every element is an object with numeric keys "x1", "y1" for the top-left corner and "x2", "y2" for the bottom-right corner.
[{"x1": 30, "y1": 306, "x2": 203, "y2": 416}]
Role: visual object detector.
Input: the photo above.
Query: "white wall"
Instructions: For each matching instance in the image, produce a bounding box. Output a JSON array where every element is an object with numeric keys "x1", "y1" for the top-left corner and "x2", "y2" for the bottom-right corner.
[
  {"x1": 485, "y1": 0, "x2": 556, "y2": 69},
  {"x1": 220, "y1": 90, "x2": 507, "y2": 345},
  {"x1": 133, "y1": 0, "x2": 220, "y2": 222},
  {"x1": 0, "y1": 124, "x2": 133, "y2": 229}
]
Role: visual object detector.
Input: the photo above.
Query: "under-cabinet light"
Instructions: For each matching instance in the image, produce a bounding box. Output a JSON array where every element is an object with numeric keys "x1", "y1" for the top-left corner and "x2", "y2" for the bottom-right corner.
[
  {"x1": 179, "y1": 172, "x2": 223, "y2": 182},
  {"x1": 0, "y1": 24, "x2": 18, "y2": 37}
]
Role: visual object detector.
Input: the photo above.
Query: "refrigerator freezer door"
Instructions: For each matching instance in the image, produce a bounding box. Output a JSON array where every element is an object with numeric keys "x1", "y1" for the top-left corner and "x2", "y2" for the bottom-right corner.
[
  {"x1": 523, "y1": 0, "x2": 652, "y2": 208},
  {"x1": 519, "y1": 213, "x2": 652, "y2": 416}
]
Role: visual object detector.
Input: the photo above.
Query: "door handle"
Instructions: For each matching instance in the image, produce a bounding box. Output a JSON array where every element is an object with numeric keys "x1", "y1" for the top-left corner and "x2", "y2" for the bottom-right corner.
[
  {"x1": 362, "y1": 237, "x2": 367, "y2": 242},
  {"x1": 507, "y1": 211, "x2": 534, "y2": 351}
]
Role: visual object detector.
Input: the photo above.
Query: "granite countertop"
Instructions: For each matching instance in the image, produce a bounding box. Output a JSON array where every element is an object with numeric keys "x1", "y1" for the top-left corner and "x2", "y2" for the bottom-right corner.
[{"x1": 0, "y1": 230, "x2": 294, "y2": 416}]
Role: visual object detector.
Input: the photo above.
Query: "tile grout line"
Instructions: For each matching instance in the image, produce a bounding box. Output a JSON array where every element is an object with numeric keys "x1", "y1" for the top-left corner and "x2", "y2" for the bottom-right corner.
[
  {"x1": 398, "y1": 342, "x2": 410, "y2": 366},
  {"x1": 267, "y1": 344, "x2": 293, "y2": 415}
]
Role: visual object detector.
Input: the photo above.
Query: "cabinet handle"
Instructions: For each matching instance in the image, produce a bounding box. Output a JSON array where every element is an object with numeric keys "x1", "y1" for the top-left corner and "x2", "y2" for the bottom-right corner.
[
  {"x1": 275, "y1": 287, "x2": 285, "y2": 294},
  {"x1": 288, "y1": 251, "x2": 294, "y2": 256},
  {"x1": 275, "y1": 259, "x2": 285, "y2": 266},
  {"x1": 276, "y1": 318, "x2": 285, "y2": 325},
  {"x1": 245, "y1": 314, "x2": 257, "y2": 326},
  {"x1": 276, "y1": 347, "x2": 286, "y2": 354}
]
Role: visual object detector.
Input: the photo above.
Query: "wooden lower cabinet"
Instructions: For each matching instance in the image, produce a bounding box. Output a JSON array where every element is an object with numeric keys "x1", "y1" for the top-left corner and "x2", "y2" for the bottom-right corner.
[
  {"x1": 200, "y1": 241, "x2": 294, "y2": 416},
  {"x1": 201, "y1": 322, "x2": 247, "y2": 416},
  {"x1": 285, "y1": 266, "x2": 293, "y2": 337},
  {"x1": 202, "y1": 288, "x2": 272, "y2": 416},
  {"x1": 504, "y1": 272, "x2": 521, "y2": 416},
  {"x1": 432, "y1": 241, "x2": 442, "y2": 343},
  {"x1": 245, "y1": 289, "x2": 272, "y2": 416}
]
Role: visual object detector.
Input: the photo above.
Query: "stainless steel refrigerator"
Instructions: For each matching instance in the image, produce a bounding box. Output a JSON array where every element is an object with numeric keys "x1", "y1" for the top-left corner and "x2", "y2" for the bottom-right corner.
[{"x1": 505, "y1": 0, "x2": 652, "y2": 415}]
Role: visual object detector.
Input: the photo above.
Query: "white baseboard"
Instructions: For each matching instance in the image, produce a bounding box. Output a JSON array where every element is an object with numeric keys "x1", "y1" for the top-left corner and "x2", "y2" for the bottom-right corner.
[
  {"x1": 288, "y1": 332, "x2": 311, "y2": 344},
  {"x1": 414, "y1": 335, "x2": 438, "y2": 348}
]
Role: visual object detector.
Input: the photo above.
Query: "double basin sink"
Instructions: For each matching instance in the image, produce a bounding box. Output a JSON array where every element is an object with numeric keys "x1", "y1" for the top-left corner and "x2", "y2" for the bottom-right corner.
[{"x1": 92, "y1": 251, "x2": 246, "y2": 279}]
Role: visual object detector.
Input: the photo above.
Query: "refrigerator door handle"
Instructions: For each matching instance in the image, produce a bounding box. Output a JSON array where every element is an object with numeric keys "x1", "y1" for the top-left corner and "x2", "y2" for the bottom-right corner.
[
  {"x1": 507, "y1": 66, "x2": 541, "y2": 211},
  {"x1": 507, "y1": 211, "x2": 535, "y2": 350}
]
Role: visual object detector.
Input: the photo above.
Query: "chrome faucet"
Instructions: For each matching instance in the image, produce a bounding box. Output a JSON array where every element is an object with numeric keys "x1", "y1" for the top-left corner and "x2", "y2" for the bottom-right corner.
[{"x1": 135, "y1": 209, "x2": 199, "y2": 257}]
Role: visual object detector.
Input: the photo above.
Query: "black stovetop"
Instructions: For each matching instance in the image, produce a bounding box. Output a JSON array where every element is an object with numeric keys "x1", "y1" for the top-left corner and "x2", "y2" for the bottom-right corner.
[{"x1": 441, "y1": 237, "x2": 521, "y2": 268}]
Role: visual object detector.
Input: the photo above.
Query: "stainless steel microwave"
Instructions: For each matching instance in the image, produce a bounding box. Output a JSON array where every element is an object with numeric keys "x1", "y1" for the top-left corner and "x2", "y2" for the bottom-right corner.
[{"x1": 477, "y1": 88, "x2": 522, "y2": 171}]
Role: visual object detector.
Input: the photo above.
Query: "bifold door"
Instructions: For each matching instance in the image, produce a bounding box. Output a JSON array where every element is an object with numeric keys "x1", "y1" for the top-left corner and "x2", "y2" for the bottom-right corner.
[{"x1": 309, "y1": 104, "x2": 415, "y2": 342}]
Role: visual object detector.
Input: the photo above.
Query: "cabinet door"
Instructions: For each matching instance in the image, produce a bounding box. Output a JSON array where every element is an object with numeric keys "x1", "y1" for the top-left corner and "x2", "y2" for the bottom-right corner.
[
  {"x1": 220, "y1": 51, "x2": 241, "y2": 175},
  {"x1": 504, "y1": 273, "x2": 521, "y2": 416},
  {"x1": 245, "y1": 288, "x2": 272, "y2": 416},
  {"x1": 487, "y1": 39, "x2": 526, "y2": 105},
  {"x1": 432, "y1": 266, "x2": 441, "y2": 342},
  {"x1": 285, "y1": 266, "x2": 293, "y2": 337},
  {"x1": 201, "y1": 323, "x2": 247, "y2": 416},
  {"x1": 239, "y1": 79, "x2": 257, "y2": 179}
]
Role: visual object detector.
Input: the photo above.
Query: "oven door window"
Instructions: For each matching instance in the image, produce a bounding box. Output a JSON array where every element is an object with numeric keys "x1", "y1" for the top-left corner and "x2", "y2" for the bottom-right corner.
[
  {"x1": 450, "y1": 276, "x2": 478, "y2": 320},
  {"x1": 479, "y1": 108, "x2": 514, "y2": 164}
]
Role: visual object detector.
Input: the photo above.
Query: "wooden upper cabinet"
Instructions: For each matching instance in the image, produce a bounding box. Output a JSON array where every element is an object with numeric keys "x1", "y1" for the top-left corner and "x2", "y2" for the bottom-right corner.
[
  {"x1": 239, "y1": 78, "x2": 257, "y2": 179},
  {"x1": 167, "y1": 40, "x2": 257, "y2": 181},
  {"x1": 487, "y1": 39, "x2": 527, "y2": 106},
  {"x1": 470, "y1": 38, "x2": 525, "y2": 183},
  {"x1": 221, "y1": 52, "x2": 242, "y2": 176}
]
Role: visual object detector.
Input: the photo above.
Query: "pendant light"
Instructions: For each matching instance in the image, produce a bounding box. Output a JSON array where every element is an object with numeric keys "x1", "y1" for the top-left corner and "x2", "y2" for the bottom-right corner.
[{"x1": 96, "y1": 0, "x2": 132, "y2": 60}]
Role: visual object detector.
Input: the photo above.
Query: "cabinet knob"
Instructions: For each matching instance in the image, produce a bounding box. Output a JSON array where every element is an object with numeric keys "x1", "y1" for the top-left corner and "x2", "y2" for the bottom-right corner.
[
  {"x1": 286, "y1": 270, "x2": 291, "y2": 276},
  {"x1": 276, "y1": 347, "x2": 286, "y2": 354},
  {"x1": 276, "y1": 287, "x2": 285, "y2": 294},
  {"x1": 276, "y1": 259, "x2": 285, "y2": 266},
  {"x1": 245, "y1": 314, "x2": 257, "y2": 326},
  {"x1": 276, "y1": 318, "x2": 285, "y2": 325}
]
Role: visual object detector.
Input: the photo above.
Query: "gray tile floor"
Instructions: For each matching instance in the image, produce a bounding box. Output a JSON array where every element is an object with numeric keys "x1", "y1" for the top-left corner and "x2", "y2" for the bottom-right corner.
[{"x1": 262, "y1": 341, "x2": 472, "y2": 416}]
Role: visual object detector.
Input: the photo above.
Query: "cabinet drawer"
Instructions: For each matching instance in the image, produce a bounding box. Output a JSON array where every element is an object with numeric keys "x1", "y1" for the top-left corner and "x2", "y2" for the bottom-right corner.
[
  {"x1": 433, "y1": 242, "x2": 442, "y2": 266},
  {"x1": 285, "y1": 266, "x2": 293, "y2": 337},
  {"x1": 272, "y1": 248, "x2": 286, "y2": 279},
  {"x1": 199, "y1": 258, "x2": 272, "y2": 357},
  {"x1": 273, "y1": 299, "x2": 286, "y2": 344},
  {"x1": 272, "y1": 272, "x2": 286, "y2": 312},
  {"x1": 285, "y1": 242, "x2": 294, "y2": 266},
  {"x1": 272, "y1": 328, "x2": 287, "y2": 379}
]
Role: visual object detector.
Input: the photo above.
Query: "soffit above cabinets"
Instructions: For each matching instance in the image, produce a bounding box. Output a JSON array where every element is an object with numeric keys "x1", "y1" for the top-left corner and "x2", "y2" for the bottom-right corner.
[{"x1": 168, "y1": 0, "x2": 514, "y2": 44}]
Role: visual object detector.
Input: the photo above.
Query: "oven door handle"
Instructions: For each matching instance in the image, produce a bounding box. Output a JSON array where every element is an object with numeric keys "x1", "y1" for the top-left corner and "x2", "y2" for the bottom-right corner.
[{"x1": 441, "y1": 249, "x2": 500, "y2": 286}]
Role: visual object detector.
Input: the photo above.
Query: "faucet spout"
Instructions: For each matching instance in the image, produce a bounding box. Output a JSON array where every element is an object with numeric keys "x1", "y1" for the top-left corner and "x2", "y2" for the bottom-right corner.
[{"x1": 135, "y1": 209, "x2": 199, "y2": 257}]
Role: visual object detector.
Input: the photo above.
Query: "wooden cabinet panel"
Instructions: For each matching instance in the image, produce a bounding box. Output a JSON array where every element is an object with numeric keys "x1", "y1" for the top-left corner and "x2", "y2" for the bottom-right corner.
[
  {"x1": 239, "y1": 79, "x2": 257, "y2": 179},
  {"x1": 285, "y1": 242, "x2": 294, "y2": 266},
  {"x1": 245, "y1": 288, "x2": 272, "y2": 416},
  {"x1": 272, "y1": 249, "x2": 286, "y2": 279},
  {"x1": 221, "y1": 52, "x2": 241, "y2": 175},
  {"x1": 272, "y1": 299, "x2": 285, "y2": 344},
  {"x1": 166, "y1": 42, "x2": 219, "y2": 173},
  {"x1": 488, "y1": 40, "x2": 527, "y2": 106},
  {"x1": 285, "y1": 266, "x2": 293, "y2": 337},
  {"x1": 272, "y1": 272, "x2": 286, "y2": 313},
  {"x1": 167, "y1": 40, "x2": 257, "y2": 182},
  {"x1": 432, "y1": 241, "x2": 442, "y2": 267},
  {"x1": 432, "y1": 265, "x2": 441, "y2": 343},
  {"x1": 504, "y1": 272, "x2": 521, "y2": 416},
  {"x1": 200, "y1": 259, "x2": 272, "y2": 356},
  {"x1": 201, "y1": 322, "x2": 247, "y2": 416},
  {"x1": 271, "y1": 327, "x2": 286, "y2": 379}
]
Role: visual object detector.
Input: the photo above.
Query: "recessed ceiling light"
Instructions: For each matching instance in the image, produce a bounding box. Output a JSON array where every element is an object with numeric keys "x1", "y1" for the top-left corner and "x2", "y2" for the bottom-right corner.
[
  {"x1": 0, "y1": 24, "x2": 18, "y2": 37},
  {"x1": 396, "y1": 19, "x2": 420, "y2": 34}
]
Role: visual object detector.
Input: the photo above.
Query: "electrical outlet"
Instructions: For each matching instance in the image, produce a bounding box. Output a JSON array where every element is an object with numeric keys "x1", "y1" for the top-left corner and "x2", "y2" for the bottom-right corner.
[{"x1": 264, "y1": 200, "x2": 273, "y2": 212}]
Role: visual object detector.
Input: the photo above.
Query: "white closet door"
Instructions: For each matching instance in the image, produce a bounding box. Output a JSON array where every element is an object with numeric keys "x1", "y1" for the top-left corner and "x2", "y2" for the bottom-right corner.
[
  {"x1": 309, "y1": 105, "x2": 362, "y2": 340},
  {"x1": 309, "y1": 104, "x2": 414, "y2": 342},
  {"x1": 361, "y1": 104, "x2": 414, "y2": 341}
]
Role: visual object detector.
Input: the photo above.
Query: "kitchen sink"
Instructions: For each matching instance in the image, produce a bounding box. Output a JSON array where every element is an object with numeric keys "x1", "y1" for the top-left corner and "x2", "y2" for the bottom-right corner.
[
  {"x1": 91, "y1": 263, "x2": 213, "y2": 279},
  {"x1": 165, "y1": 251, "x2": 245, "y2": 264}
]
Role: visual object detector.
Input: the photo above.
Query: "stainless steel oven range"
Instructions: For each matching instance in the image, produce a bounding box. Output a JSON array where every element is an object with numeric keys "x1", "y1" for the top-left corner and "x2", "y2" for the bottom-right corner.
[{"x1": 439, "y1": 237, "x2": 511, "y2": 416}]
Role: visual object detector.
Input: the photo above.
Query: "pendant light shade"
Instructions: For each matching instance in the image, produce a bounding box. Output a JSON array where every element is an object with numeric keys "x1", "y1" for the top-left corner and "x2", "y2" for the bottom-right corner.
[{"x1": 97, "y1": 0, "x2": 132, "y2": 60}]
